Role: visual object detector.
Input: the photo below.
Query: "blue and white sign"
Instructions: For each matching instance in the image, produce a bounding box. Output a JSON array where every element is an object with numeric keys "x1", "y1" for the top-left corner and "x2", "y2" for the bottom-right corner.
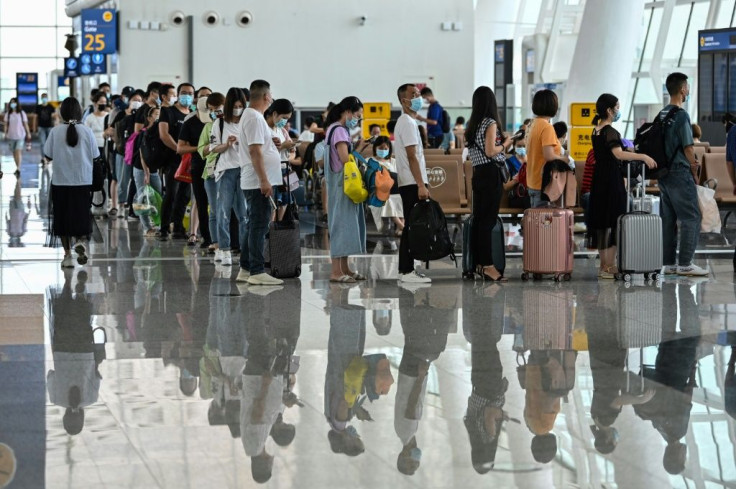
[
  {"x1": 82, "y1": 9, "x2": 117, "y2": 54},
  {"x1": 698, "y1": 29, "x2": 736, "y2": 52},
  {"x1": 80, "y1": 53, "x2": 107, "y2": 75},
  {"x1": 64, "y1": 57, "x2": 80, "y2": 77}
]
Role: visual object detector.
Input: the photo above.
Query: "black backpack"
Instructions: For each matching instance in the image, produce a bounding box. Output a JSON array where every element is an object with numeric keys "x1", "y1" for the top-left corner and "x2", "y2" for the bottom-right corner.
[
  {"x1": 441, "y1": 109, "x2": 451, "y2": 133},
  {"x1": 407, "y1": 199, "x2": 456, "y2": 263},
  {"x1": 634, "y1": 106, "x2": 681, "y2": 179},
  {"x1": 140, "y1": 122, "x2": 166, "y2": 171}
]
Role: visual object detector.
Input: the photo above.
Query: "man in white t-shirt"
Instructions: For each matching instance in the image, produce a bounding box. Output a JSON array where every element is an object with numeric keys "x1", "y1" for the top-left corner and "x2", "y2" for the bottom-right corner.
[
  {"x1": 394, "y1": 84, "x2": 431, "y2": 284},
  {"x1": 238, "y1": 79, "x2": 284, "y2": 286}
]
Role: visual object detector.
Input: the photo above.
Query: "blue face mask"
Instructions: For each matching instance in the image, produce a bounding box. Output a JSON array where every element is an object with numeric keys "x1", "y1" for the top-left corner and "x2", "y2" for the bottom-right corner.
[
  {"x1": 155, "y1": 97, "x2": 161, "y2": 106},
  {"x1": 410, "y1": 448, "x2": 422, "y2": 462},
  {"x1": 346, "y1": 116, "x2": 359, "y2": 130},
  {"x1": 613, "y1": 110, "x2": 621, "y2": 122},
  {"x1": 683, "y1": 94, "x2": 689, "y2": 104},
  {"x1": 516, "y1": 147, "x2": 527, "y2": 157},
  {"x1": 376, "y1": 149, "x2": 390, "y2": 159},
  {"x1": 275, "y1": 118, "x2": 288, "y2": 129},
  {"x1": 179, "y1": 95, "x2": 193, "y2": 107},
  {"x1": 209, "y1": 111, "x2": 217, "y2": 121},
  {"x1": 410, "y1": 97, "x2": 423, "y2": 112},
  {"x1": 10, "y1": 102, "x2": 17, "y2": 109}
]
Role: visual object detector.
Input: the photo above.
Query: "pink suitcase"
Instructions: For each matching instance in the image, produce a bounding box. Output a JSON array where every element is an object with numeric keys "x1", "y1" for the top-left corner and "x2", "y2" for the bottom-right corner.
[{"x1": 521, "y1": 207, "x2": 575, "y2": 282}]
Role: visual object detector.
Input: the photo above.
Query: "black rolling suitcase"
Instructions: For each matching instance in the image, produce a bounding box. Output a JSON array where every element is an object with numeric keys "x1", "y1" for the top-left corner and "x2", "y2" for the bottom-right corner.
[
  {"x1": 267, "y1": 188, "x2": 301, "y2": 279},
  {"x1": 462, "y1": 216, "x2": 505, "y2": 279}
]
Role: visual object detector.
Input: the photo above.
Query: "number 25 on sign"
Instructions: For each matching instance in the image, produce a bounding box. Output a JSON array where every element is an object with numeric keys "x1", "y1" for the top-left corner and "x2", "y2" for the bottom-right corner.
[{"x1": 84, "y1": 34, "x2": 106, "y2": 52}]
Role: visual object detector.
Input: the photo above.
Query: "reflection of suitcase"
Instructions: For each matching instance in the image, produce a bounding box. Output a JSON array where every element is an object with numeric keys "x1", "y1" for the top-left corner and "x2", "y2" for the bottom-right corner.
[
  {"x1": 522, "y1": 288, "x2": 574, "y2": 350},
  {"x1": 461, "y1": 215, "x2": 505, "y2": 279},
  {"x1": 617, "y1": 163, "x2": 663, "y2": 282},
  {"x1": 617, "y1": 288, "x2": 662, "y2": 348},
  {"x1": 521, "y1": 207, "x2": 574, "y2": 281}
]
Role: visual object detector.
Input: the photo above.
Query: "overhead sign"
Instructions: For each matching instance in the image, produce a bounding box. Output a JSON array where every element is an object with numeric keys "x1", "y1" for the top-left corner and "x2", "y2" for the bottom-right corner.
[
  {"x1": 570, "y1": 103, "x2": 597, "y2": 127},
  {"x1": 16, "y1": 73, "x2": 38, "y2": 107},
  {"x1": 82, "y1": 8, "x2": 117, "y2": 54},
  {"x1": 699, "y1": 29, "x2": 736, "y2": 52}
]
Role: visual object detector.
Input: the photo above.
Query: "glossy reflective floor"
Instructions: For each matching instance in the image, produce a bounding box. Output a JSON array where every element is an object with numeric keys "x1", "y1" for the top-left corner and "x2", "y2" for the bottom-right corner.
[{"x1": 1, "y1": 145, "x2": 736, "y2": 488}]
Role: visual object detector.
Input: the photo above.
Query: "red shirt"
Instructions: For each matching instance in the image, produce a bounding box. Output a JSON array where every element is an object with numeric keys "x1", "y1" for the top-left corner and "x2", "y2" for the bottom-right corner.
[{"x1": 581, "y1": 149, "x2": 596, "y2": 194}]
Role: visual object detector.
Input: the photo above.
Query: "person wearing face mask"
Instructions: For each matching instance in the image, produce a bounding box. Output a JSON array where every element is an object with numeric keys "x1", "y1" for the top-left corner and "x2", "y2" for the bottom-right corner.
[
  {"x1": 657, "y1": 73, "x2": 707, "y2": 277},
  {"x1": 205, "y1": 87, "x2": 248, "y2": 266},
  {"x1": 368, "y1": 136, "x2": 404, "y2": 235},
  {"x1": 504, "y1": 130, "x2": 530, "y2": 209},
  {"x1": 4, "y1": 97, "x2": 31, "y2": 177},
  {"x1": 158, "y1": 82, "x2": 195, "y2": 240},
  {"x1": 177, "y1": 93, "x2": 214, "y2": 248},
  {"x1": 264, "y1": 99, "x2": 298, "y2": 221},
  {"x1": 323, "y1": 96, "x2": 367, "y2": 283},
  {"x1": 133, "y1": 106, "x2": 163, "y2": 237},
  {"x1": 587, "y1": 93, "x2": 656, "y2": 279},
  {"x1": 394, "y1": 84, "x2": 432, "y2": 284},
  {"x1": 198, "y1": 92, "x2": 226, "y2": 256},
  {"x1": 134, "y1": 82, "x2": 162, "y2": 133},
  {"x1": 36, "y1": 92, "x2": 57, "y2": 165},
  {"x1": 109, "y1": 89, "x2": 143, "y2": 218},
  {"x1": 84, "y1": 92, "x2": 115, "y2": 215}
]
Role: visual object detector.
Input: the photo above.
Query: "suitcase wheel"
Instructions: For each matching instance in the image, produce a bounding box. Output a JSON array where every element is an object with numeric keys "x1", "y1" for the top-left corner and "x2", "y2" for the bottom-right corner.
[
  {"x1": 463, "y1": 271, "x2": 475, "y2": 280},
  {"x1": 295, "y1": 266, "x2": 301, "y2": 278},
  {"x1": 533, "y1": 273, "x2": 542, "y2": 281},
  {"x1": 521, "y1": 272, "x2": 529, "y2": 281},
  {"x1": 623, "y1": 273, "x2": 632, "y2": 283},
  {"x1": 563, "y1": 273, "x2": 571, "y2": 282}
]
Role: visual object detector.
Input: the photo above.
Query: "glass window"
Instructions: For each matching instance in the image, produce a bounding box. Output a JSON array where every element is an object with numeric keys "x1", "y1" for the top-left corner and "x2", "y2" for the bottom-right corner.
[
  {"x1": 715, "y1": 0, "x2": 736, "y2": 28},
  {"x1": 0, "y1": 58, "x2": 60, "y2": 91},
  {"x1": 642, "y1": 8, "x2": 663, "y2": 64},
  {"x1": 0, "y1": 27, "x2": 60, "y2": 58},
  {"x1": 0, "y1": 0, "x2": 59, "y2": 26}
]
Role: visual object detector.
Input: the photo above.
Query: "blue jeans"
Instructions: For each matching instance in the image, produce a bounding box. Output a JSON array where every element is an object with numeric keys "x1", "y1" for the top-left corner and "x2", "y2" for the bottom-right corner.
[
  {"x1": 528, "y1": 188, "x2": 542, "y2": 208},
  {"x1": 133, "y1": 167, "x2": 162, "y2": 232},
  {"x1": 204, "y1": 177, "x2": 218, "y2": 245},
  {"x1": 658, "y1": 167, "x2": 701, "y2": 266},
  {"x1": 241, "y1": 189, "x2": 273, "y2": 275},
  {"x1": 581, "y1": 192, "x2": 590, "y2": 226},
  {"x1": 38, "y1": 126, "x2": 52, "y2": 154},
  {"x1": 117, "y1": 154, "x2": 132, "y2": 204},
  {"x1": 216, "y1": 168, "x2": 247, "y2": 250}
]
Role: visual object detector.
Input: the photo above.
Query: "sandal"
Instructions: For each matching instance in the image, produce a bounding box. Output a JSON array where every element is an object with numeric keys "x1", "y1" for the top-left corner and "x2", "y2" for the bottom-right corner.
[
  {"x1": 351, "y1": 272, "x2": 367, "y2": 281},
  {"x1": 108, "y1": 208, "x2": 118, "y2": 217},
  {"x1": 187, "y1": 234, "x2": 198, "y2": 246},
  {"x1": 477, "y1": 265, "x2": 508, "y2": 282},
  {"x1": 330, "y1": 275, "x2": 357, "y2": 283}
]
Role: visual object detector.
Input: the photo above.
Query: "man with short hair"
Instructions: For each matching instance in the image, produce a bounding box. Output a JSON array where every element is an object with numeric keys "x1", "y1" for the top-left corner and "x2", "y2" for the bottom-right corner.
[
  {"x1": 159, "y1": 84, "x2": 176, "y2": 108},
  {"x1": 36, "y1": 92, "x2": 56, "y2": 164},
  {"x1": 238, "y1": 79, "x2": 284, "y2": 286},
  {"x1": 394, "y1": 84, "x2": 431, "y2": 284},
  {"x1": 659, "y1": 72, "x2": 708, "y2": 277},
  {"x1": 417, "y1": 87, "x2": 444, "y2": 149},
  {"x1": 134, "y1": 82, "x2": 161, "y2": 133},
  {"x1": 81, "y1": 88, "x2": 99, "y2": 123},
  {"x1": 158, "y1": 82, "x2": 195, "y2": 240}
]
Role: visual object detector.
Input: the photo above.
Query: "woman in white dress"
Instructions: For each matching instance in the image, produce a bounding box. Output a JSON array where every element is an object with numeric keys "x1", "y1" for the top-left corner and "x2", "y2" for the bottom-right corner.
[{"x1": 368, "y1": 136, "x2": 404, "y2": 236}]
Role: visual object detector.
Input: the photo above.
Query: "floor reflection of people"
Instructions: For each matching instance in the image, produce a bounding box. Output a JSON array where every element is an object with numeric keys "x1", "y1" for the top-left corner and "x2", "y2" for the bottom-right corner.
[
  {"x1": 462, "y1": 284, "x2": 512, "y2": 474},
  {"x1": 324, "y1": 284, "x2": 394, "y2": 457},
  {"x1": 6, "y1": 178, "x2": 28, "y2": 247},
  {"x1": 240, "y1": 285, "x2": 302, "y2": 484},
  {"x1": 394, "y1": 285, "x2": 451, "y2": 475},
  {"x1": 633, "y1": 281, "x2": 701, "y2": 475},
  {"x1": 46, "y1": 270, "x2": 105, "y2": 436}
]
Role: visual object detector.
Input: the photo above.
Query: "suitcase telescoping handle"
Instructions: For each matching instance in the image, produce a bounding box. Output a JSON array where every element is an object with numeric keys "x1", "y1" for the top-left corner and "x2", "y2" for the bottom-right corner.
[{"x1": 625, "y1": 159, "x2": 646, "y2": 213}]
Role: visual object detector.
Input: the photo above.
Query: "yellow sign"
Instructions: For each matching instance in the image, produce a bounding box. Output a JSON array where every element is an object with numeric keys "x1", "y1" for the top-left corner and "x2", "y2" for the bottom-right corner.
[
  {"x1": 361, "y1": 119, "x2": 390, "y2": 139},
  {"x1": 363, "y1": 102, "x2": 392, "y2": 119},
  {"x1": 570, "y1": 127, "x2": 593, "y2": 162},
  {"x1": 570, "y1": 103, "x2": 597, "y2": 127}
]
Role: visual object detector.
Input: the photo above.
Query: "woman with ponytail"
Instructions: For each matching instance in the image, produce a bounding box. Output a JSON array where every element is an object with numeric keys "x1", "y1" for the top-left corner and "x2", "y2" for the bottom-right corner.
[
  {"x1": 323, "y1": 96, "x2": 367, "y2": 283},
  {"x1": 43, "y1": 97, "x2": 99, "y2": 269},
  {"x1": 587, "y1": 93, "x2": 656, "y2": 279}
]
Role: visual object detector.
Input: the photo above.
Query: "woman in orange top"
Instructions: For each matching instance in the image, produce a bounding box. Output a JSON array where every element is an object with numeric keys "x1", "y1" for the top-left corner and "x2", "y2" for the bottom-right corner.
[{"x1": 525, "y1": 90, "x2": 572, "y2": 207}]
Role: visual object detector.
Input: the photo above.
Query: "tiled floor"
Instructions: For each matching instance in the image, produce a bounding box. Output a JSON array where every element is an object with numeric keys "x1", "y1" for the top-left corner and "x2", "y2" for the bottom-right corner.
[{"x1": 1, "y1": 144, "x2": 736, "y2": 488}]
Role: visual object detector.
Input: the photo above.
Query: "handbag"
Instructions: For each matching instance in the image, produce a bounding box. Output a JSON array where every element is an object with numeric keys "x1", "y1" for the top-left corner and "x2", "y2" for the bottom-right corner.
[
  {"x1": 698, "y1": 180, "x2": 722, "y2": 233},
  {"x1": 91, "y1": 154, "x2": 106, "y2": 192},
  {"x1": 175, "y1": 153, "x2": 193, "y2": 183}
]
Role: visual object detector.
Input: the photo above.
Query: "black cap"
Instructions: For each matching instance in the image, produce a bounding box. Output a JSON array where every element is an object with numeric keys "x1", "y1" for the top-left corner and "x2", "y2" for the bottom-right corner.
[{"x1": 121, "y1": 86, "x2": 135, "y2": 97}]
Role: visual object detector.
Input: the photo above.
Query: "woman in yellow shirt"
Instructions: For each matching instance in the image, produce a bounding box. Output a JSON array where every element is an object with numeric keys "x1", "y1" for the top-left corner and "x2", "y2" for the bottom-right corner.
[{"x1": 525, "y1": 90, "x2": 572, "y2": 207}]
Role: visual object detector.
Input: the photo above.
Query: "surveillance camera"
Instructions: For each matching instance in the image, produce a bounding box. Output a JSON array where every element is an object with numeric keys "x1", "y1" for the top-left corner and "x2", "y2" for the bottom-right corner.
[
  {"x1": 171, "y1": 11, "x2": 185, "y2": 26},
  {"x1": 236, "y1": 10, "x2": 253, "y2": 27},
  {"x1": 203, "y1": 11, "x2": 219, "y2": 26},
  {"x1": 359, "y1": 15, "x2": 367, "y2": 26}
]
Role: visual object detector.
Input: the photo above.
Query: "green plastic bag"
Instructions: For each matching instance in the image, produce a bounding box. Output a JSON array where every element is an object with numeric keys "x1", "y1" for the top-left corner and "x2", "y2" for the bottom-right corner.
[{"x1": 133, "y1": 185, "x2": 163, "y2": 227}]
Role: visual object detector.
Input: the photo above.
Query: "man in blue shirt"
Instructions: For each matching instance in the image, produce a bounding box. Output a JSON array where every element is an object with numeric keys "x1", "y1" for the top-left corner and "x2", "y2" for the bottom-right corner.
[
  {"x1": 659, "y1": 72, "x2": 708, "y2": 277},
  {"x1": 418, "y1": 87, "x2": 445, "y2": 149}
]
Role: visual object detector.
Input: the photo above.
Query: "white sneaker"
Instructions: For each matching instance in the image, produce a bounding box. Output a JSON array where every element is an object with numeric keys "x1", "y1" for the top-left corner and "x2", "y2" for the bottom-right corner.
[
  {"x1": 662, "y1": 265, "x2": 678, "y2": 275},
  {"x1": 677, "y1": 264, "x2": 709, "y2": 277},
  {"x1": 61, "y1": 255, "x2": 74, "y2": 268},
  {"x1": 236, "y1": 269, "x2": 251, "y2": 282},
  {"x1": 247, "y1": 273, "x2": 284, "y2": 286},
  {"x1": 399, "y1": 270, "x2": 432, "y2": 284},
  {"x1": 220, "y1": 251, "x2": 232, "y2": 266},
  {"x1": 214, "y1": 249, "x2": 223, "y2": 262}
]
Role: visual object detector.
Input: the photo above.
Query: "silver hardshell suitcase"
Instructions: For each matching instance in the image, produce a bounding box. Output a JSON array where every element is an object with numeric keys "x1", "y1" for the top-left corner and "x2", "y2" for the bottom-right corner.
[{"x1": 616, "y1": 163, "x2": 663, "y2": 282}]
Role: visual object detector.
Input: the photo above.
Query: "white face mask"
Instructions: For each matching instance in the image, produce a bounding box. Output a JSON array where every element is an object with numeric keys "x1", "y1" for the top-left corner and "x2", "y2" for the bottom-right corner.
[
  {"x1": 233, "y1": 108, "x2": 244, "y2": 117},
  {"x1": 169, "y1": 96, "x2": 178, "y2": 104},
  {"x1": 130, "y1": 101, "x2": 143, "y2": 110}
]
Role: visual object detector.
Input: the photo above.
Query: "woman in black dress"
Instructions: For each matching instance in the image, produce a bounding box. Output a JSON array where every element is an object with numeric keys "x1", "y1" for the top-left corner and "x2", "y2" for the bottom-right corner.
[{"x1": 587, "y1": 94, "x2": 655, "y2": 279}]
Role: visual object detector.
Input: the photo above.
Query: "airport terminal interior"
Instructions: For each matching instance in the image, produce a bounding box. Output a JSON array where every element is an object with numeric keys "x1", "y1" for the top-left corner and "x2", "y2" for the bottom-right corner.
[{"x1": 3, "y1": 0, "x2": 736, "y2": 488}]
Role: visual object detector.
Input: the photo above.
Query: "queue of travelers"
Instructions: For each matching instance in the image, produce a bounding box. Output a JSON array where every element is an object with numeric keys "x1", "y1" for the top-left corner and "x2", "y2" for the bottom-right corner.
[{"x1": 34, "y1": 71, "x2": 709, "y2": 280}]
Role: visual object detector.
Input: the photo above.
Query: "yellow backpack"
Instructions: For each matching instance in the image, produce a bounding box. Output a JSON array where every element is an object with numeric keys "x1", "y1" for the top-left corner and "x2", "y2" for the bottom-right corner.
[{"x1": 343, "y1": 155, "x2": 368, "y2": 204}]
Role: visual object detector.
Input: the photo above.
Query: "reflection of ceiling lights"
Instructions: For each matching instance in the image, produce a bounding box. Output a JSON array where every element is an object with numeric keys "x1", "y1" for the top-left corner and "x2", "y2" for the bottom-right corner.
[{"x1": 64, "y1": 34, "x2": 78, "y2": 55}]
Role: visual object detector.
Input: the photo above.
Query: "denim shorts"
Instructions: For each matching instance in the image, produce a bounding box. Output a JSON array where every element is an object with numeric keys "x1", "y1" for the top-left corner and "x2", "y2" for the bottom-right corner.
[{"x1": 8, "y1": 139, "x2": 23, "y2": 151}]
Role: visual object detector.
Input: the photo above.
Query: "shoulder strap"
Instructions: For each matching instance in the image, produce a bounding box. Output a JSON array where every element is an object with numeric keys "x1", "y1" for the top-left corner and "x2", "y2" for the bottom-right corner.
[{"x1": 219, "y1": 117, "x2": 224, "y2": 137}]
